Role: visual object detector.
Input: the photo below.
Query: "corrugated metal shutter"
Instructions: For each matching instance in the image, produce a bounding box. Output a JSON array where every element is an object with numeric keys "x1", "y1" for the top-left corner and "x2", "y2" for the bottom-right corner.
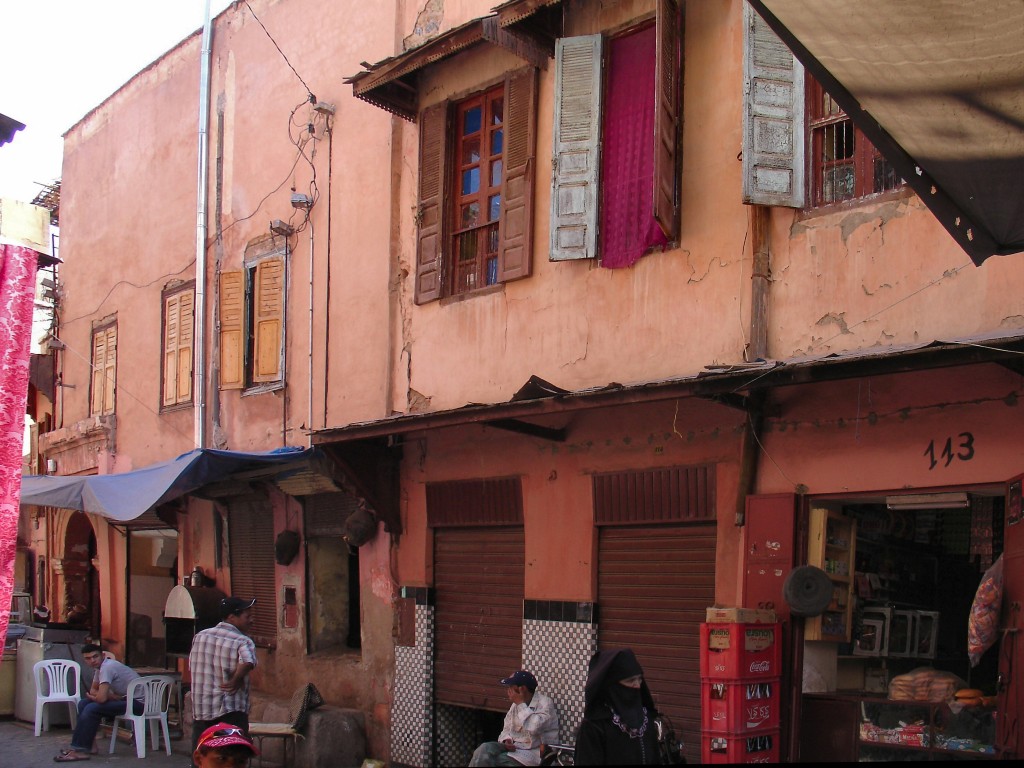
[
  {"x1": 598, "y1": 524, "x2": 716, "y2": 764},
  {"x1": 228, "y1": 499, "x2": 276, "y2": 648},
  {"x1": 593, "y1": 464, "x2": 716, "y2": 524},
  {"x1": 426, "y1": 477, "x2": 523, "y2": 527},
  {"x1": 305, "y1": 491, "x2": 361, "y2": 537},
  {"x1": 434, "y1": 526, "x2": 525, "y2": 711}
]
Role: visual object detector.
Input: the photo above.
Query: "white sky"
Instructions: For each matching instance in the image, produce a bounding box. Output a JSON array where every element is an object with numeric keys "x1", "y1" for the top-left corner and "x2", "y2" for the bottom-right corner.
[{"x1": 0, "y1": 1, "x2": 235, "y2": 202}]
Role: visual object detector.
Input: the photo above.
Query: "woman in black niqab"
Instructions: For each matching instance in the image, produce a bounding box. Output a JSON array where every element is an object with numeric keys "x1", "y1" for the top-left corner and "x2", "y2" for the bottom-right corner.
[{"x1": 574, "y1": 649, "x2": 662, "y2": 765}]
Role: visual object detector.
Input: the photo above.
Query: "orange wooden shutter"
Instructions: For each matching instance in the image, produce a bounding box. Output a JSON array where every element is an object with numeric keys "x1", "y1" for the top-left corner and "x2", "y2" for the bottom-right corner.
[
  {"x1": 162, "y1": 291, "x2": 194, "y2": 406},
  {"x1": 100, "y1": 326, "x2": 117, "y2": 414},
  {"x1": 163, "y1": 293, "x2": 181, "y2": 407},
  {"x1": 219, "y1": 271, "x2": 245, "y2": 389},
  {"x1": 91, "y1": 329, "x2": 106, "y2": 414},
  {"x1": 176, "y1": 290, "x2": 194, "y2": 402},
  {"x1": 252, "y1": 256, "x2": 284, "y2": 383},
  {"x1": 497, "y1": 67, "x2": 537, "y2": 282},
  {"x1": 415, "y1": 102, "x2": 448, "y2": 304}
]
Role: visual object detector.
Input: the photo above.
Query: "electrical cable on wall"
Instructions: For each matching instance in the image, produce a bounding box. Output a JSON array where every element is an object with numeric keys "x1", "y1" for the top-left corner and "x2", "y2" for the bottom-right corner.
[
  {"x1": 244, "y1": 1, "x2": 316, "y2": 102},
  {"x1": 53, "y1": 338, "x2": 198, "y2": 446}
]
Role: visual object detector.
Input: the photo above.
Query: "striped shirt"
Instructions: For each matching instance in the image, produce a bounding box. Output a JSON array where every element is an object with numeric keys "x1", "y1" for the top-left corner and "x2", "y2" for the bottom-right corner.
[{"x1": 188, "y1": 621, "x2": 257, "y2": 721}]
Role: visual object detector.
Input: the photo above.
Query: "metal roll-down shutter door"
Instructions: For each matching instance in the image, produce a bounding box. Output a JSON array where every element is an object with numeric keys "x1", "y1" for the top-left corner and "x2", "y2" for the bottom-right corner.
[{"x1": 434, "y1": 526, "x2": 525, "y2": 711}]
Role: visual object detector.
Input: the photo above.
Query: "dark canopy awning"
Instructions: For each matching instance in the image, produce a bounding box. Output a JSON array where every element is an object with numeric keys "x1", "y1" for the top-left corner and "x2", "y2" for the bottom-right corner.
[
  {"x1": 18, "y1": 447, "x2": 344, "y2": 522},
  {"x1": 746, "y1": 0, "x2": 1024, "y2": 265}
]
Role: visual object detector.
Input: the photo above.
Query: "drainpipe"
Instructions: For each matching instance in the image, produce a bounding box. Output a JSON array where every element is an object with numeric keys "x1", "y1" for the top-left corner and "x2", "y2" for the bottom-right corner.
[
  {"x1": 748, "y1": 204, "x2": 770, "y2": 361},
  {"x1": 736, "y1": 204, "x2": 771, "y2": 525},
  {"x1": 307, "y1": 220, "x2": 314, "y2": 444},
  {"x1": 194, "y1": 0, "x2": 213, "y2": 449}
]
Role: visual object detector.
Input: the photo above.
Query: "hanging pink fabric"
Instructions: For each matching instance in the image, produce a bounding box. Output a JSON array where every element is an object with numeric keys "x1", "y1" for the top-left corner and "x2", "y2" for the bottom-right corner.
[
  {"x1": 600, "y1": 25, "x2": 668, "y2": 270},
  {"x1": 0, "y1": 243, "x2": 38, "y2": 655}
]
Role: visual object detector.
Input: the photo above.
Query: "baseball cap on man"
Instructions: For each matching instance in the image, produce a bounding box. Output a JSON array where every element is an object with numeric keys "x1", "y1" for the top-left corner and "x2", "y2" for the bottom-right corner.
[
  {"x1": 193, "y1": 723, "x2": 259, "y2": 756},
  {"x1": 220, "y1": 596, "x2": 256, "y2": 618},
  {"x1": 500, "y1": 670, "x2": 538, "y2": 691}
]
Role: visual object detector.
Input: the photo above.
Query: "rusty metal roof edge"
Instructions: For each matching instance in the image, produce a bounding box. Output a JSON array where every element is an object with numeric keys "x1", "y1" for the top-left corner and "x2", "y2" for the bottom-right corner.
[
  {"x1": 492, "y1": 0, "x2": 562, "y2": 26},
  {"x1": 311, "y1": 331, "x2": 1024, "y2": 445},
  {"x1": 349, "y1": 15, "x2": 490, "y2": 97}
]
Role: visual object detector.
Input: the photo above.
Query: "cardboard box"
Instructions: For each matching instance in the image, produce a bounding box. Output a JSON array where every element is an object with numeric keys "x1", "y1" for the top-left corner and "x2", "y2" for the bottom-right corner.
[{"x1": 705, "y1": 606, "x2": 777, "y2": 624}]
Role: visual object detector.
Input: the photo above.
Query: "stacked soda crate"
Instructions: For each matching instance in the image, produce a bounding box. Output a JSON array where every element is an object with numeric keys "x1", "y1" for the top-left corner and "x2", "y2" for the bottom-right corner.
[{"x1": 700, "y1": 607, "x2": 782, "y2": 763}]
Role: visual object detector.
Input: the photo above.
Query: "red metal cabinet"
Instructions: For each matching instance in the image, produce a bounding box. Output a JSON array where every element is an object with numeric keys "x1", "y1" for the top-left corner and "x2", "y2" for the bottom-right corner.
[{"x1": 743, "y1": 494, "x2": 798, "y2": 621}]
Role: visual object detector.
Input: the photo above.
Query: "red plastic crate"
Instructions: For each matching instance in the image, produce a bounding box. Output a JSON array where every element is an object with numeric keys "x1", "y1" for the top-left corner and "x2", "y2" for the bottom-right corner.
[
  {"x1": 701, "y1": 679, "x2": 780, "y2": 733},
  {"x1": 701, "y1": 729, "x2": 780, "y2": 764},
  {"x1": 700, "y1": 622, "x2": 781, "y2": 680}
]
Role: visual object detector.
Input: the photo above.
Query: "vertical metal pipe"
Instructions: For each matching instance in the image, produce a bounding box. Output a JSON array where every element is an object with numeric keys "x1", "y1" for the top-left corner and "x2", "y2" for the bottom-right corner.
[
  {"x1": 308, "y1": 219, "x2": 314, "y2": 444},
  {"x1": 194, "y1": 0, "x2": 213, "y2": 448}
]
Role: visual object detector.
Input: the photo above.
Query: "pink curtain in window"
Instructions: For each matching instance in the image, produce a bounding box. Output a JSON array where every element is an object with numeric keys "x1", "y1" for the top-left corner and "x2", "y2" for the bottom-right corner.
[
  {"x1": 600, "y1": 25, "x2": 668, "y2": 269},
  {"x1": 0, "y1": 243, "x2": 38, "y2": 655}
]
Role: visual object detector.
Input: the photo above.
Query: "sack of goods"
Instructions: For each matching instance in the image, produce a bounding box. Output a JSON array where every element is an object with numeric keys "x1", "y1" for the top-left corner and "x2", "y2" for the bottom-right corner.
[{"x1": 888, "y1": 667, "x2": 967, "y2": 703}]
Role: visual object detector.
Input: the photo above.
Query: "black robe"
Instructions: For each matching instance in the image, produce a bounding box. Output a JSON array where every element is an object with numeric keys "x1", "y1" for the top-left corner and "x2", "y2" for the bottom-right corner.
[
  {"x1": 574, "y1": 649, "x2": 662, "y2": 765},
  {"x1": 575, "y1": 707, "x2": 662, "y2": 765}
]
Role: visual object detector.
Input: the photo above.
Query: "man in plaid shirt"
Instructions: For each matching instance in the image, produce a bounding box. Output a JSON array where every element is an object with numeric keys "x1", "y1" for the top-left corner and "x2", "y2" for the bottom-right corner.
[{"x1": 189, "y1": 596, "x2": 258, "y2": 766}]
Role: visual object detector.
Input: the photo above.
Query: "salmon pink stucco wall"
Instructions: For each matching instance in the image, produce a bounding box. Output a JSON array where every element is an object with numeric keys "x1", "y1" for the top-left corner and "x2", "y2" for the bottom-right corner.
[
  {"x1": 767, "y1": 196, "x2": 1024, "y2": 360},
  {"x1": 753, "y1": 366, "x2": 1024, "y2": 499},
  {"x1": 395, "y1": 398, "x2": 747, "y2": 606},
  {"x1": 384, "y1": 0, "x2": 1024, "y2": 421}
]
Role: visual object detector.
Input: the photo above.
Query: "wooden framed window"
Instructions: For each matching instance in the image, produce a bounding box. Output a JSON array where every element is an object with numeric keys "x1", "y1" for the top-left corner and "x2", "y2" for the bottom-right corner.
[
  {"x1": 451, "y1": 85, "x2": 504, "y2": 295},
  {"x1": 161, "y1": 283, "x2": 194, "y2": 408},
  {"x1": 218, "y1": 250, "x2": 285, "y2": 390},
  {"x1": 807, "y1": 76, "x2": 903, "y2": 207},
  {"x1": 90, "y1": 321, "x2": 117, "y2": 416},
  {"x1": 415, "y1": 67, "x2": 537, "y2": 304},
  {"x1": 550, "y1": 0, "x2": 681, "y2": 265}
]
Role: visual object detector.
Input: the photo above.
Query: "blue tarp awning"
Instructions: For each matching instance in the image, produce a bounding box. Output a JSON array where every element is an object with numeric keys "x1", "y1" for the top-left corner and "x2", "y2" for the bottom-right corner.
[{"x1": 18, "y1": 447, "x2": 340, "y2": 522}]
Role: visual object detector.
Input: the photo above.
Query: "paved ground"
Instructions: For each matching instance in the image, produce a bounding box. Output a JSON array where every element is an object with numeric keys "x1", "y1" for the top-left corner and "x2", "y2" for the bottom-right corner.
[{"x1": 0, "y1": 717, "x2": 193, "y2": 768}]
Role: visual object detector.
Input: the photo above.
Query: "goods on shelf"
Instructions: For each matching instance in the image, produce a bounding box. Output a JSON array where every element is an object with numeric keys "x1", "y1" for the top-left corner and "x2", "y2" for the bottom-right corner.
[{"x1": 888, "y1": 666, "x2": 967, "y2": 702}]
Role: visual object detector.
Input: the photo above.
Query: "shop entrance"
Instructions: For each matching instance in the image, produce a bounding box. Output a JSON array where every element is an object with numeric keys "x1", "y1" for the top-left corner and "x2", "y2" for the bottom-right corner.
[
  {"x1": 839, "y1": 492, "x2": 1003, "y2": 692},
  {"x1": 800, "y1": 485, "x2": 1009, "y2": 760}
]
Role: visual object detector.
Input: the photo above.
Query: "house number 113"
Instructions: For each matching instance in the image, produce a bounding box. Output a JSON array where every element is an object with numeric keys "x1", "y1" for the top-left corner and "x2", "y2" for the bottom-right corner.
[{"x1": 924, "y1": 432, "x2": 975, "y2": 470}]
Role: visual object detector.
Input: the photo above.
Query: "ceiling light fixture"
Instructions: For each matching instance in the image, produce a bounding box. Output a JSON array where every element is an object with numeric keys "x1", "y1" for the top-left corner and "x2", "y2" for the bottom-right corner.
[{"x1": 885, "y1": 492, "x2": 970, "y2": 510}]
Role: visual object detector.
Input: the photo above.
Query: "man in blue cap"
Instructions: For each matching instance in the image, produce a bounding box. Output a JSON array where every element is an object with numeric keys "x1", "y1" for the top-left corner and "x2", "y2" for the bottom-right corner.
[{"x1": 469, "y1": 669, "x2": 559, "y2": 766}]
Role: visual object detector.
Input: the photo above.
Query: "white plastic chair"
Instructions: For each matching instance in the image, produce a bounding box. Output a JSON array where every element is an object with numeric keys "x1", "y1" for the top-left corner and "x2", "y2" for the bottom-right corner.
[
  {"x1": 108, "y1": 675, "x2": 174, "y2": 758},
  {"x1": 33, "y1": 659, "x2": 82, "y2": 736}
]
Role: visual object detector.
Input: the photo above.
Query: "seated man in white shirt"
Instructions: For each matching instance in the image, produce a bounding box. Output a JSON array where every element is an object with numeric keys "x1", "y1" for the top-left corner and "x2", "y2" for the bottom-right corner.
[{"x1": 470, "y1": 670, "x2": 560, "y2": 767}]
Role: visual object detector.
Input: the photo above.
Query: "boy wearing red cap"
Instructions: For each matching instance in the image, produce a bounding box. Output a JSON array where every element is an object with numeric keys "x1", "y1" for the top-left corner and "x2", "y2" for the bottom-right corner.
[{"x1": 193, "y1": 722, "x2": 259, "y2": 768}]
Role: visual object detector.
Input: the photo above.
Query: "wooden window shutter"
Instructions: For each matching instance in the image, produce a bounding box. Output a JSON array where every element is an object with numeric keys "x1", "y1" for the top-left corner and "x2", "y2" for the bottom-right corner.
[
  {"x1": 163, "y1": 291, "x2": 194, "y2": 406},
  {"x1": 91, "y1": 325, "x2": 117, "y2": 415},
  {"x1": 550, "y1": 34, "x2": 603, "y2": 261},
  {"x1": 90, "y1": 329, "x2": 106, "y2": 415},
  {"x1": 163, "y1": 293, "x2": 181, "y2": 407},
  {"x1": 496, "y1": 67, "x2": 537, "y2": 283},
  {"x1": 176, "y1": 290, "x2": 194, "y2": 402},
  {"x1": 252, "y1": 256, "x2": 284, "y2": 383},
  {"x1": 741, "y1": 2, "x2": 805, "y2": 207},
  {"x1": 415, "y1": 102, "x2": 448, "y2": 304},
  {"x1": 653, "y1": 0, "x2": 682, "y2": 239},
  {"x1": 103, "y1": 326, "x2": 117, "y2": 414},
  {"x1": 219, "y1": 270, "x2": 245, "y2": 389}
]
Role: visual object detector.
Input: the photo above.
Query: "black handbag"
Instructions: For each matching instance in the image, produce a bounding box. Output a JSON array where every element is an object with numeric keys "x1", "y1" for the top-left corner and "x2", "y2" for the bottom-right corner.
[{"x1": 654, "y1": 714, "x2": 686, "y2": 765}]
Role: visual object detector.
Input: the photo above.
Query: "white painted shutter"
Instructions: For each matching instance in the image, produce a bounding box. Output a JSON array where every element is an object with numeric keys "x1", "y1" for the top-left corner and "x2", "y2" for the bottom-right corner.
[
  {"x1": 550, "y1": 34, "x2": 602, "y2": 261},
  {"x1": 742, "y1": 2, "x2": 805, "y2": 207}
]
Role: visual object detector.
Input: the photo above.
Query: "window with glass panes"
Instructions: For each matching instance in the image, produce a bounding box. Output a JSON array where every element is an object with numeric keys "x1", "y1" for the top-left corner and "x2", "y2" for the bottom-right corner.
[
  {"x1": 452, "y1": 85, "x2": 504, "y2": 295},
  {"x1": 808, "y1": 77, "x2": 902, "y2": 206}
]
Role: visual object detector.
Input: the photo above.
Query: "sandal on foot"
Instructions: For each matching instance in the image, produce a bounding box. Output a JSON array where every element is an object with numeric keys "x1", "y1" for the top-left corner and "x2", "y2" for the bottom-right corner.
[{"x1": 54, "y1": 751, "x2": 91, "y2": 762}]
